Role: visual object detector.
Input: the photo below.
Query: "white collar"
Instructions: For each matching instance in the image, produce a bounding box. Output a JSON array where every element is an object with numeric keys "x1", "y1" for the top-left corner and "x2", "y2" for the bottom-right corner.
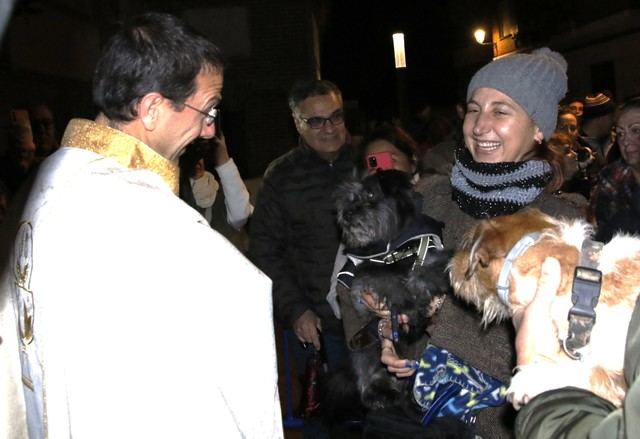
[{"x1": 496, "y1": 232, "x2": 541, "y2": 307}]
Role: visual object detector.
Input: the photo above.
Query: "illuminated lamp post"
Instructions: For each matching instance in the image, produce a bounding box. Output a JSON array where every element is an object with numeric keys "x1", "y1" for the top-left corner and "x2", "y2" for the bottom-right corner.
[{"x1": 392, "y1": 32, "x2": 409, "y2": 125}]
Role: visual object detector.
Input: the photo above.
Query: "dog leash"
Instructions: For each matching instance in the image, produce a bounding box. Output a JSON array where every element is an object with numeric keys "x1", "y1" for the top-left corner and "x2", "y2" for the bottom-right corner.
[{"x1": 561, "y1": 239, "x2": 603, "y2": 361}]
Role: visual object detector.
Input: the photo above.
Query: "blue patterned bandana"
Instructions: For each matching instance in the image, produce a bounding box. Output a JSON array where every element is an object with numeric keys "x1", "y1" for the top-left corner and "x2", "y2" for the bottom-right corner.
[{"x1": 413, "y1": 344, "x2": 508, "y2": 426}]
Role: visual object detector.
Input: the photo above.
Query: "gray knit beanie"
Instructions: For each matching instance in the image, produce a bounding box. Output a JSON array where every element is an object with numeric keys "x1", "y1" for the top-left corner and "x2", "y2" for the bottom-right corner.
[{"x1": 466, "y1": 47, "x2": 568, "y2": 140}]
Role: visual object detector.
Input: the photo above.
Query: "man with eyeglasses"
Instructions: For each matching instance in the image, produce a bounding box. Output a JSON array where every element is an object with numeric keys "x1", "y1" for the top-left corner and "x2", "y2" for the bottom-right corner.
[
  {"x1": 250, "y1": 79, "x2": 354, "y2": 427},
  {"x1": 0, "y1": 13, "x2": 282, "y2": 439}
]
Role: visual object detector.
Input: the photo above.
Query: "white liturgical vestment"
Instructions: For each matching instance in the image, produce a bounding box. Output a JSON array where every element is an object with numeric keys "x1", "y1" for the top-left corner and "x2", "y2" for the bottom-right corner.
[{"x1": 0, "y1": 119, "x2": 283, "y2": 438}]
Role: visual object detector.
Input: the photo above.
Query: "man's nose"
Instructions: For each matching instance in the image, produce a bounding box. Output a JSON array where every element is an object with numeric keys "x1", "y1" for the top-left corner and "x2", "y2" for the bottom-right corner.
[{"x1": 320, "y1": 119, "x2": 336, "y2": 133}]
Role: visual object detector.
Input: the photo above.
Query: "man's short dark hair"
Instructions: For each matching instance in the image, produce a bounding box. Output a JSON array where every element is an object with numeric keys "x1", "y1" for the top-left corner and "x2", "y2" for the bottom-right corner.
[
  {"x1": 93, "y1": 12, "x2": 225, "y2": 122},
  {"x1": 288, "y1": 79, "x2": 342, "y2": 112}
]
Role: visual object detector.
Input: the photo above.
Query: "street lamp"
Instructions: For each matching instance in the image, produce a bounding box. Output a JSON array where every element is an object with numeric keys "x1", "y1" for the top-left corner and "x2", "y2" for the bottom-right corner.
[
  {"x1": 473, "y1": 27, "x2": 496, "y2": 56},
  {"x1": 474, "y1": 28, "x2": 487, "y2": 45},
  {"x1": 392, "y1": 32, "x2": 408, "y2": 124},
  {"x1": 392, "y1": 32, "x2": 406, "y2": 69}
]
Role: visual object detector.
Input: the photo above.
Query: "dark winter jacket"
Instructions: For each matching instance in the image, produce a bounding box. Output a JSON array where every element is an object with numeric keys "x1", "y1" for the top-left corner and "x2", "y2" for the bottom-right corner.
[{"x1": 249, "y1": 142, "x2": 354, "y2": 334}]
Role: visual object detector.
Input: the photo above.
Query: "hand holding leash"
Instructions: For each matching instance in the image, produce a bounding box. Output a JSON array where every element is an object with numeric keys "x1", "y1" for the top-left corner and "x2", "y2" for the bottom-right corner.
[
  {"x1": 380, "y1": 338, "x2": 418, "y2": 378},
  {"x1": 294, "y1": 309, "x2": 322, "y2": 350}
]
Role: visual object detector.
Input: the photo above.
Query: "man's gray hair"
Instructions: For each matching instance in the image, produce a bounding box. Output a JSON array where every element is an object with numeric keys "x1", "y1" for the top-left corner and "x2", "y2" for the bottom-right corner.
[{"x1": 288, "y1": 79, "x2": 342, "y2": 112}]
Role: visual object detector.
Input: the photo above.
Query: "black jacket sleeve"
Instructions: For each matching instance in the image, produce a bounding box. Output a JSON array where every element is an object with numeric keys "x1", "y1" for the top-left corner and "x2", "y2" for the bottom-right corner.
[{"x1": 249, "y1": 175, "x2": 311, "y2": 328}]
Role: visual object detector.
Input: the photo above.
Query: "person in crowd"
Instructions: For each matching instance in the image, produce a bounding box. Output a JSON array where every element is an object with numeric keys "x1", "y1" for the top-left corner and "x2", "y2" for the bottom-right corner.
[
  {"x1": 556, "y1": 104, "x2": 580, "y2": 139},
  {"x1": 588, "y1": 95, "x2": 640, "y2": 242},
  {"x1": 567, "y1": 97, "x2": 584, "y2": 121},
  {"x1": 181, "y1": 156, "x2": 218, "y2": 223},
  {"x1": 580, "y1": 92, "x2": 616, "y2": 168},
  {"x1": 28, "y1": 101, "x2": 60, "y2": 160},
  {"x1": 512, "y1": 256, "x2": 640, "y2": 438},
  {"x1": 547, "y1": 131, "x2": 580, "y2": 191},
  {"x1": 0, "y1": 108, "x2": 36, "y2": 198},
  {"x1": 0, "y1": 12, "x2": 282, "y2": 438},
  {"x1": 381, "y1": 47, "x2": 587, "y2": 439},
  {"x1": 249, "y1": 79, "x2": 353, "y2": 436},
  {"x1": 180, "y1": 134, "x2": 253, "y2": 230},
  {"x1": 552, "y1": 106, "x2": 595, "y2": 197}
]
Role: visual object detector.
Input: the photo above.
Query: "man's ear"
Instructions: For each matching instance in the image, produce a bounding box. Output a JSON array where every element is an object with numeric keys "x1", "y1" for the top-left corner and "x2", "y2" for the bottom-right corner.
[
  {"x1": 291, "y1": 112, "x2": 304, "y2": 135},
  {"x1": 137, "y1": 92, "x2": 164, "y2": 130}
]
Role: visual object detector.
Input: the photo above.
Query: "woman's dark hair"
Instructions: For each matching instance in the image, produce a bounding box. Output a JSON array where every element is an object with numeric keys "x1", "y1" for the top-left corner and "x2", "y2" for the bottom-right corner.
[
  {"x1": 557, "y1": 104, "x2": 575, "y2": 119},
  {"x1": 526, "y1": 139, "x2": 566, "y2": 193},
  {"x1": 93, "y1": 12, "x2": 225, "y2": 122},
  {"x1": 355, "y1": 124, "x2": 420, "y2": 174}
]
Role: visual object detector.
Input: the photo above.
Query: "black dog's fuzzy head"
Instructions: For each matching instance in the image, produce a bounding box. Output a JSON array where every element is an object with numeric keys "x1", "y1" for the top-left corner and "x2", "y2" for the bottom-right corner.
[{"x1": 335, "y1": 170, "x2": 417, "y2": 249}]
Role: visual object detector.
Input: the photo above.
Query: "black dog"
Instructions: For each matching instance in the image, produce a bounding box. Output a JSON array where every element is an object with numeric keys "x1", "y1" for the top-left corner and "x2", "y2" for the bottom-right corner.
[{"x1": 325, "y1": 170, "x2": 453, "y2": 425}]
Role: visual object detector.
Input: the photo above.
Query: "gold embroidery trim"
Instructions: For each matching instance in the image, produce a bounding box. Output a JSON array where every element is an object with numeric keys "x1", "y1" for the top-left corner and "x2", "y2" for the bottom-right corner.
[{"x1": 61, "y1": 119, "x2": 179, "y2": 194}]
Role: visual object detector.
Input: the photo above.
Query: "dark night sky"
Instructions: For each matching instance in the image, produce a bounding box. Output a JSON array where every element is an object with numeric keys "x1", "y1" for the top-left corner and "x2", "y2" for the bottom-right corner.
[{"x1": 319, "y1": 0, "x2": 473, "y2": 122}]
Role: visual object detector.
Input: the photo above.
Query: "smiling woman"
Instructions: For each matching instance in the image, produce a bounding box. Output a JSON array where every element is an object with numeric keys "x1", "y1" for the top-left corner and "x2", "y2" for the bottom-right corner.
[{"x1": 402, "y1": 47, "x2": 588, "y2": 439}]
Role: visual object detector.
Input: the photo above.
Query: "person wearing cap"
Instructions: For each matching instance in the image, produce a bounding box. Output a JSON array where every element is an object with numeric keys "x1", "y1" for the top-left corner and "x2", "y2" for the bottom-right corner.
[
  {"x1": 381, "y1": 48, "x2": 587, "y2": 439},
  {"x1": 573, "y1": 92, "x2": 616, "y2": 197},
  {"x1": 581, "y1": 92, "x2": 617, "y2": 162}
]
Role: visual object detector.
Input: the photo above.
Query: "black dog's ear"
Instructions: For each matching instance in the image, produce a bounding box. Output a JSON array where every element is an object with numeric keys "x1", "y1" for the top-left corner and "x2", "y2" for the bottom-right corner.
[{"x1": 375, "y1": 170, "x2": 416, "y2": 218}]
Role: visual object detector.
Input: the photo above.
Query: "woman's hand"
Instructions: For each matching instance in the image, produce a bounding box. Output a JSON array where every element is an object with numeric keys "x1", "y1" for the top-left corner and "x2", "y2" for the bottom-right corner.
[
  {"x1": 380, "y1": 338, "x2": 418, "y2": 378},
  {"x1": 360, "y1": 291, "x2": 391, "y2": 318}
]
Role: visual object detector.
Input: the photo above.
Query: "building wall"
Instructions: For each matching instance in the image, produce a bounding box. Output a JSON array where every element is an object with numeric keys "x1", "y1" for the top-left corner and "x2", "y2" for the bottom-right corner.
[
  {"x1": 549, "y1": 9, "x2": 640, "y2": 101},
  {"x1": 0, "y1": 0, "x2": 321, "y2": 177}
]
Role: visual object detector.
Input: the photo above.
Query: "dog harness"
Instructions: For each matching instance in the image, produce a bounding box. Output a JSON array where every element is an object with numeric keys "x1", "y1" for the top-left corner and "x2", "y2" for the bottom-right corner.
[
  {"x1": 337, "y1": 214, "x2": 444, "y2": 290},
  {"x1": 496, "y1": 234, "x2": 604, "y2": 361}
]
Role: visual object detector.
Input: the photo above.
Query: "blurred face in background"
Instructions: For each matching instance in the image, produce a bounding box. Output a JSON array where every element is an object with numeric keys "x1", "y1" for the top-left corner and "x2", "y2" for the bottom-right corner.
[
  {"x1": 293, "y1": 92, "x2": 346, "y2": 161},
  {"x1": 9, "y1": 109, "x2": 36, "y2": 171},
  {"x1": 615, "y1": 107, "x2": 640, "y2": 171},
  {"x1": 464, "y1": 87, "x2": 543, "y2": 163},
  {"x1": 30, "y1": 103, "x2": 59, "y2": 155},
  {"x1": 569, "y1": 101, "x2": 584, "y2": 118},
  {"x1": 557, "y1": 112, "x2": 579, "y2": 139}
]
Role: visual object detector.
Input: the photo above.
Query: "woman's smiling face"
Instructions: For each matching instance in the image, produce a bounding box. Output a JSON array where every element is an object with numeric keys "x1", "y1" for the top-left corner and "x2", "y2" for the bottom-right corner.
[{"x1": 463, "y1": 87, "x2": 543, "y2": 163}]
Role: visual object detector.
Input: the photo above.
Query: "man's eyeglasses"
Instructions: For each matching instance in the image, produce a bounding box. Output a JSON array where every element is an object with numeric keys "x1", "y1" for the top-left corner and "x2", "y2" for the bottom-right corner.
[
  {"x1": 299, "y1": 110, "x2": 345, "y2": 129},
  {"x1": 183, "y1": 103, "x2": 219, "y2": 126}
]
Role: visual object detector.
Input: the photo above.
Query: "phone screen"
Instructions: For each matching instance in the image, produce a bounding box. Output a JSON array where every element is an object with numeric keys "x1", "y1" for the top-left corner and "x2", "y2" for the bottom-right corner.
[{"x1": 366, "y1": 151, "x2": 394, "y2": 173}]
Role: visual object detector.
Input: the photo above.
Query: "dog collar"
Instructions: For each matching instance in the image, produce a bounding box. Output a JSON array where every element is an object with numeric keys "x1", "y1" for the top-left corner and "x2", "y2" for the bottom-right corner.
[
  {"x1": 496, "y1": 232, "x2": 541, "y2": 307},
  {"x1": 561, "y1": 238, "x2": 603, "y2": 361}
]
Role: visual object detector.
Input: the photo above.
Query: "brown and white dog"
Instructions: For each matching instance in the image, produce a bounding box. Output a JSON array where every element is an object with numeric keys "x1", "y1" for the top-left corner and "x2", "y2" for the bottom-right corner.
[{"x1": 449, "y1": 208, "x2": 640, "y2": 409}]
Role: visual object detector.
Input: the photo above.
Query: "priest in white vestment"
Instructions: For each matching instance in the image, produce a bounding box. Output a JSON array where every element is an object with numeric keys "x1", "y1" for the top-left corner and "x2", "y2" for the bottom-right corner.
[{"x1": 0, "y1": 12, "x2": 283, "y2": 439}]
